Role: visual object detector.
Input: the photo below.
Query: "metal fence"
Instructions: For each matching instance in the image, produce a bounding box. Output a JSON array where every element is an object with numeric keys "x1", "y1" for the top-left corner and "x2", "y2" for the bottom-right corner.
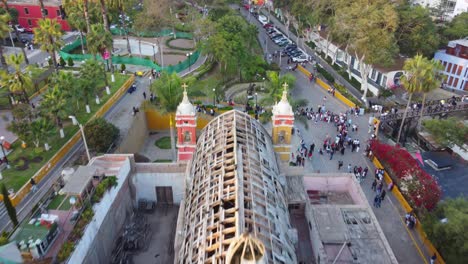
[{"x1": 59, "y1": 30, "x2": 198, "y2": 73}]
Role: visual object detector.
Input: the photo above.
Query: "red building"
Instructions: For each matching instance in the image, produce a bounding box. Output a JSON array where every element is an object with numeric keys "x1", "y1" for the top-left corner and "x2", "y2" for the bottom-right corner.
[{"x1": 3, "y1": 0, "x2": 70, "y2": 31}]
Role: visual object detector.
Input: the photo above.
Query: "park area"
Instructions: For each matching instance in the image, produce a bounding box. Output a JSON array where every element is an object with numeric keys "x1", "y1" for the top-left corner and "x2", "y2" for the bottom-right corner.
[{"x1": 0, "y1": 73, "x2": 130, "y2": 192}]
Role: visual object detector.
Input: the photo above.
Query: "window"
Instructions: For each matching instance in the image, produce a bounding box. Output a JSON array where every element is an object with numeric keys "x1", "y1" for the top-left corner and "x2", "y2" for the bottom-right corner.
[
  {"x1": 27, "y1": 19, "x2": 32, "y2": 26},
  {"x1": 446, "y1": 63, "x2": 452, "y2": 73},
  {"x1": 183, "y1": 131, "x2": 191, "y2": 142},
  {"x1": 452, "y1": 65, "x2": 458, "y2": 74},
  {"x1": 56, "y1": 9, "x2": 61, "y2": 17},
  {"x1": 24, "y1": 8, "x2": 29, "y2": 15},
  {"x1": 43, "y1": 9, "x2": 48, "y2": 16},
  {"x1": 453, "y1": 78, "x2": 458, "y2": 88}
]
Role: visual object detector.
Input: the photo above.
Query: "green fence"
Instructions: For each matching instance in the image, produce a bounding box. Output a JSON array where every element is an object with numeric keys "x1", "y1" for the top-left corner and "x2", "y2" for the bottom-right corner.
[{"x1": 59, "y1": 33, "x2": 200, "y2": 73}]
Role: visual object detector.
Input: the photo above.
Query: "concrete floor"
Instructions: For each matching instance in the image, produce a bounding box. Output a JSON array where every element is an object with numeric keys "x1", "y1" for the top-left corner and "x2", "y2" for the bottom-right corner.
[
  {"x1": 289, "y1": 208, "x2": 315, "y2": 264},
  {"x1": 132, "y1": 205, "x2": 179, "y2": 264}
]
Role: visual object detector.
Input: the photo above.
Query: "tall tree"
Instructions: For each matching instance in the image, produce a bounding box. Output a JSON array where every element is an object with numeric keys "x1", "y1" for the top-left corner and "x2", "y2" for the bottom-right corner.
[
  {"x1": 264, "y1": 71, "x2": 296, "y2": 105},
  {"x1": 335, "y1": 0, "x2": 399, "y2": 101},
  {"x1": 1, "y1": 184, "x2": 18, "y2": 227},
  {"x1": 150, "y1": 72, "x2": 184, "y2": 161},
  {"x1": 33, "y1": 18, "x2": 64, "y2": 72},
  {"x1": 38, "y1": 0, "x2": 47, "y2": 18},
  {"x1": 396, "y1": 54, "x2": 427, "y2": 144},
  {"x1": 443, "y1": 12, "x2": 468, "y2": 40},
  {"x1": 51, "y1": 71, "x2": 82, "y2": 113},
  {"x1": 0, "y1": 53, "x2": 33, "y2": 104},
  {"x1": 79, "y1": 59, "x2": 106, "y2": 112},
  {"x1": 41, "y1": 85, "x2": 68, "y2": 138},
  {"x1": 395, "y1": 3, "x2": 439, "y2": 57},
  {"x1": 87, "y1": 23, "x2": 112, "y2": 87},
  {"x1": 63, "y1": 0, "x2": 87, "y2": 54},
  {"x1": 29, "y1": 118, "x2": 55, "y2": 150},
  {"x1": 423, "y1": 118, "x2": 468, "y2": 150},
  {"x1": 0, "y1": 13, "x2": 10, "y2": 71},
  {"x1": 0, "y1": 2, "x2": 29, "y2": 64},
  {"x1": 95, "y1": 0, "x2": 116, "y2": 81}
]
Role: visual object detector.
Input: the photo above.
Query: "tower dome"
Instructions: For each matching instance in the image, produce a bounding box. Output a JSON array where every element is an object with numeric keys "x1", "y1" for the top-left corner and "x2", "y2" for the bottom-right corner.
[
  {"x1": 176, "y1": 84, "x2": 195, "y2": 115},
  {"x1": 272, "y1": 83, "x2": 293, "y2": 116}
]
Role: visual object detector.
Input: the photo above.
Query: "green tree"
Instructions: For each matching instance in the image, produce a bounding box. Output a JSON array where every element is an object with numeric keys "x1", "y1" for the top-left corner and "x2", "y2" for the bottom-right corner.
[
  {"x1": 63, "y1": 0, "x2": 88, "y2": 54},
  {"x1": 33, "y1": 18, "x2": 64, "y2": 71},
  {"x1": 423, "y1": 118, "x2": 468, "y2": 150},
  {"x1": 443, "y1": 12, "x2": 468, "y2": 40},
  {"x1": 87, "y1": 23, "x2": 112, "y2": 87},
  {"x1": 150, "y1": 72, "x2": 184, "y2": 161},
  {"x1": 263, "y1": 71, "x2": 296, "y2": 105},
  {"x1": 396, "y1": 54, "x2": 428, "y2": 144},
  {"x1": 1, "y1": 184, "x2": 18, "y2": 227},
  {"x1": 422, "y1": 198, "x2": 468, "y2": 263},
  {"x1": 84, "y1": 117, "x2": 119, "y2": 153},
  {"x1": 0, "y1": 2, "x2": 29, "y2": 64},
  {"x1": 335, "y1": 0, "x2": 398, "y2": 100},
  {"x1": 0, "y1": 53, "x2": 33, "y2": 105},
  {"x1": 41, "y1": 85, "x2": 68, "y2": 138},
  {"x1": 0, "y1": 13, "x2": 11, "y2": 71},
  {"x1": 51, "y1": 71, "x2": 80, "y2": 112},
  {"x1": 79, "y1": 59, "x2": 106, "y2": 110},
  {"x1": 395, "y1": 3, "x2": 439, "y2": 57},
  {"x1": 67, "y1": 57, "x2": 74, "y2": 67},
  {"x1": 29, "y1": 118, "x2": 55, "y2": 150}
]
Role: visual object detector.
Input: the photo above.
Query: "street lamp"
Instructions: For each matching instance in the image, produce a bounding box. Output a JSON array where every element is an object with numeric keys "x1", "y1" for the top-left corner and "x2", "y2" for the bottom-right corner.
[
  {"x1": 255, "y1": 92, "x2": 258, "y2": 108},
  {"x1": 186, "y1": 52, "x2": 193, "y2": 71},
  {"x1": 212, "y1": 88, "x2": 216, "y2": 106},
  {"x1": 69, "y1": 116, "x2": 91, "y2": 163},
  {"x1": 152, "y1": 44, "x2": 156, "y2": 62},
  {"x1": 0, "y1": 136, "x2": 9, "y2": 168}
]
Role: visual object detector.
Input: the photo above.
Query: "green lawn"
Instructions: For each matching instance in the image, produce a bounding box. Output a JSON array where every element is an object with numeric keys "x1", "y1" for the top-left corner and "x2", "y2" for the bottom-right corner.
[
  {"x1": 154, "y1": 136, "x2": 176, "y2": 149},
  {"x1": 58, "y1": 196, "x2": 76, "y2": 211},
  {"x1": 47, "y1": 194, "x2": 66, "y2": 210},
  {"x1": 153, "y1": 159, "x2": 173, "y2": 163},
  {"x1": 0, "y1": 73, "x2": 130, "y2": 191}
]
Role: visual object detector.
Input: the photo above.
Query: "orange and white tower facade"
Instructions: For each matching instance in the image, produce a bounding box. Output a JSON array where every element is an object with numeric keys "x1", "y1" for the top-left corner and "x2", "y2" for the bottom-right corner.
[
  {"x1": 175, "y1": 84, "x2": 197, "y2": 162},
  {"x1": 271, "y1": 83, "x2": 294, "y2": 161}
]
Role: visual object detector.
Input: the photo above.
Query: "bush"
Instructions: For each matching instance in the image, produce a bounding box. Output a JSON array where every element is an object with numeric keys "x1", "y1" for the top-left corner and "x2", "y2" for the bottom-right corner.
[
  {"x1": 59, "y1": 57, "x2": 66, "y2": 67},
  {"x1": 316, "y1": 64, "x2": 334, "y2": 83},
  {"x1": 84, "y1": 118, "x2": 119, "y2": 153},
  {"x1": 48, "y1": 58, "x2": 53, "y2": 66},
  {"x1": 370, "y1": 140, "x2": 441, "y2": 212},
  {"x1": 67, "y1": 57, "x2": 74, "y2": 67},
  {"x1": 92, "y1": 176, "x2": 118, "y2": 203},
  {"x1": 306, "y1": 41, "x2": 316, "y2": 49},
  {"x1": 334, "y1": 83, "x2": 362, "y2": 107},
  {"x1": 120, "y1": 64, "x2": 126, "y2": 72},
  {"x1": 57, "y1": 241, "x2": 75, "y2": 262}
]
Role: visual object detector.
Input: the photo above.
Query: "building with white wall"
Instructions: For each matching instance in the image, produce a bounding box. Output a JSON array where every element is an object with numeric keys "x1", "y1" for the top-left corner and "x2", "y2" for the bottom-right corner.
[
  {"x1": 413, "y1": 0, "x2": 468, "y2": 20},
  {"x1": 434, "y1": 38, "x2": 468, "y2": 91}
]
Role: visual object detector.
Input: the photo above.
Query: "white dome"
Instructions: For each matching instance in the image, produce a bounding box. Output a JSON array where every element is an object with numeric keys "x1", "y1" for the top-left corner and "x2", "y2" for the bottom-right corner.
[
  {"x1": 176, "y1": 88, "x2": 195, "y2": 115},
  {"x1": 272, "y1": 87, "x2": 293, "y2": 116}
]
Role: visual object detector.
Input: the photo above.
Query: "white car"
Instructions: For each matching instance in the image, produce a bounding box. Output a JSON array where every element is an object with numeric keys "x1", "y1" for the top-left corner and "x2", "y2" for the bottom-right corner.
[
  {"x1": 292, "y1": 54, "x2": 309, "y2": 63},
  {"x1": 258, "y1": 15, "x2": 268, "y2": 26},
  {"x1": 273, "y1": 37, "x2": 288, "y2": 44}
]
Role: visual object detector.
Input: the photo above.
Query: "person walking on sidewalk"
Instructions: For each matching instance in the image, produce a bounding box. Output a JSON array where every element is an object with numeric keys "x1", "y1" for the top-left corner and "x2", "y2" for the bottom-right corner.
[
  {"x1": 143, "y1": 91, "x2": 147, "y2": 100},
  {"x1": 380, "y1": 189, "x2": 386, "y2": 201},
  {"x1": 374, "y1": 195, "x2": 382, "y2": 208},
  {"x1": 338, "y1": 160, "x2": 343, "y2": 170},
  {"x1": 371, "y1": 179, "x2": 377, "y2": 191}
]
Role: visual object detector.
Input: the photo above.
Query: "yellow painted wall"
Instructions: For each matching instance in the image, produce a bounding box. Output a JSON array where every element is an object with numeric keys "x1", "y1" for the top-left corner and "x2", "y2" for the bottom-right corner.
[
  {"x1": 145, "y1": 110, "x2": 212, "y2": 131},
  {"x1": 272, "y1": 126, "x2": 292, "y2": 145}
]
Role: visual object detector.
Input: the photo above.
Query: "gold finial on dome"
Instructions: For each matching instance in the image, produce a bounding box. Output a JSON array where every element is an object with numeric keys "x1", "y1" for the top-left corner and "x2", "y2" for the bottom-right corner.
[{"x1": 281, "y1": 82, "x2": 289, "y2": 102}]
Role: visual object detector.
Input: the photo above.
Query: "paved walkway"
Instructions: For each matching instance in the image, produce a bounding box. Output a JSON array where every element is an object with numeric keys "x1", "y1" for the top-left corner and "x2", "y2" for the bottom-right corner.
[{"x1": 237, "y1": 5, "x2": 430, "y2": 264}]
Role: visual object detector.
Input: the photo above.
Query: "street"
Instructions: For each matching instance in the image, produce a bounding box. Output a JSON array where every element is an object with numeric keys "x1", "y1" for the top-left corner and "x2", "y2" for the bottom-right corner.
[{"x1": 236, "y1": 4, "x2": 430, "y2": 264}]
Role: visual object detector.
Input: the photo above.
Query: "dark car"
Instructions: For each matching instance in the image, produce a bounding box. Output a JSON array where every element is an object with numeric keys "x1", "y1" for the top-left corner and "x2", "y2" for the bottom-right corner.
[
  {"x1": 271, "y1": 34, "x2": 284, "y2": 40},
  {"x1": 266, "y1": 28, "x2": 277, "y2": 34}
]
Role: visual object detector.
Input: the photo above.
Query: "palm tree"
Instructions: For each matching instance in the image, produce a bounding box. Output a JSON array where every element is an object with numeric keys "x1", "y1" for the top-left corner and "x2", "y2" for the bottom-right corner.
[
  {"x1": 63, "y1": 0, "x2": 87, "y2": 54},
  {"x1": 262, "y1": 71, "x2": 296, "y2": 105},
  {"x1": 0, "y1": 53, "x2": 33, "y2": 105},
  {"x1": 1, "y1": 1, "x2": 30, "y2": 65},
  {"x1": 418, "y1": 59, "x2": 445, "y2": 131},
  {"x1": 29, "y1": 118, "x2": 55, "y2": 150},
  {"x1": 108, "y1": 0, "x2": 131, "y2": 53},
  {"x1": 33, "y1": 18, "x2": 64, "y2": 72},
  {"x1": 96, "y1": 0, "x2": 115, "y2": 81},
  {"x1": 86, "y1": 24, "x2": 111, "y2": 87},
  {"x1": 52, "y1": 71, "x2": 82, "y2": 113},
  {"x1": 41, "y1": 85, "x2": 68, "y2": 138},
  {"x1": 0, "y1": 13, "x2": 10, "y2": 71},
  {"x1": 79, "y1": 59, "x2": 106, "y2": 112},
  {"x1": 396, "y1": 54, "x2": 427, "y2": 144},
  {"x1": 150, "y1": 72, "x2": 184, "y2": 161}
]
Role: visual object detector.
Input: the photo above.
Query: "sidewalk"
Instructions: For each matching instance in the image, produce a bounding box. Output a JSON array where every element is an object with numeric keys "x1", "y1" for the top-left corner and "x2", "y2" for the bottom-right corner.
[{"x1": 236, "y1": 4, "x2": 431, "y2": 264}]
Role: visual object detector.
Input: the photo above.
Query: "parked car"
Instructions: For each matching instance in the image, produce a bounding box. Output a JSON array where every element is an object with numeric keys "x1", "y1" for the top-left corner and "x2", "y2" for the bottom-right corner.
[
  {"x1": 278, "y1": 39, "x2": 291, "y2": 47},
  {"x1": 271, "y1": 34, "x2": 284, "y2": 40},
  {"x1": 273, "y1": 37, "x2": 288, "y2": 44},
  {"x1": 289, "y1": 50, "x2": 304, "y2": 58},
  {"x1": 263, "y1": 23, "x2": 274, "y2": 28},
  {"x1": 292, "y1": 54, "x2": 309, "y2": 62}
]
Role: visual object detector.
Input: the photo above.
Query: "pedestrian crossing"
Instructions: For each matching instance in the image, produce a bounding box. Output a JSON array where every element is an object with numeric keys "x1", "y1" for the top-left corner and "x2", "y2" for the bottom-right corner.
[{"x1": 0, "y1": 202, "x2": 6, "y2": 217}]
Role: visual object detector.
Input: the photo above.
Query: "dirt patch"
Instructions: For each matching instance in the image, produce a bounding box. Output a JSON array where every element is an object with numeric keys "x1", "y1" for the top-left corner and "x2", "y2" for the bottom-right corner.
[
  {"x1": 162, "y1": 54, "x2": 189, "y2": 66},
  {"x1": 168, "y1": 38, "x2": 195, "y2": 49}
]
